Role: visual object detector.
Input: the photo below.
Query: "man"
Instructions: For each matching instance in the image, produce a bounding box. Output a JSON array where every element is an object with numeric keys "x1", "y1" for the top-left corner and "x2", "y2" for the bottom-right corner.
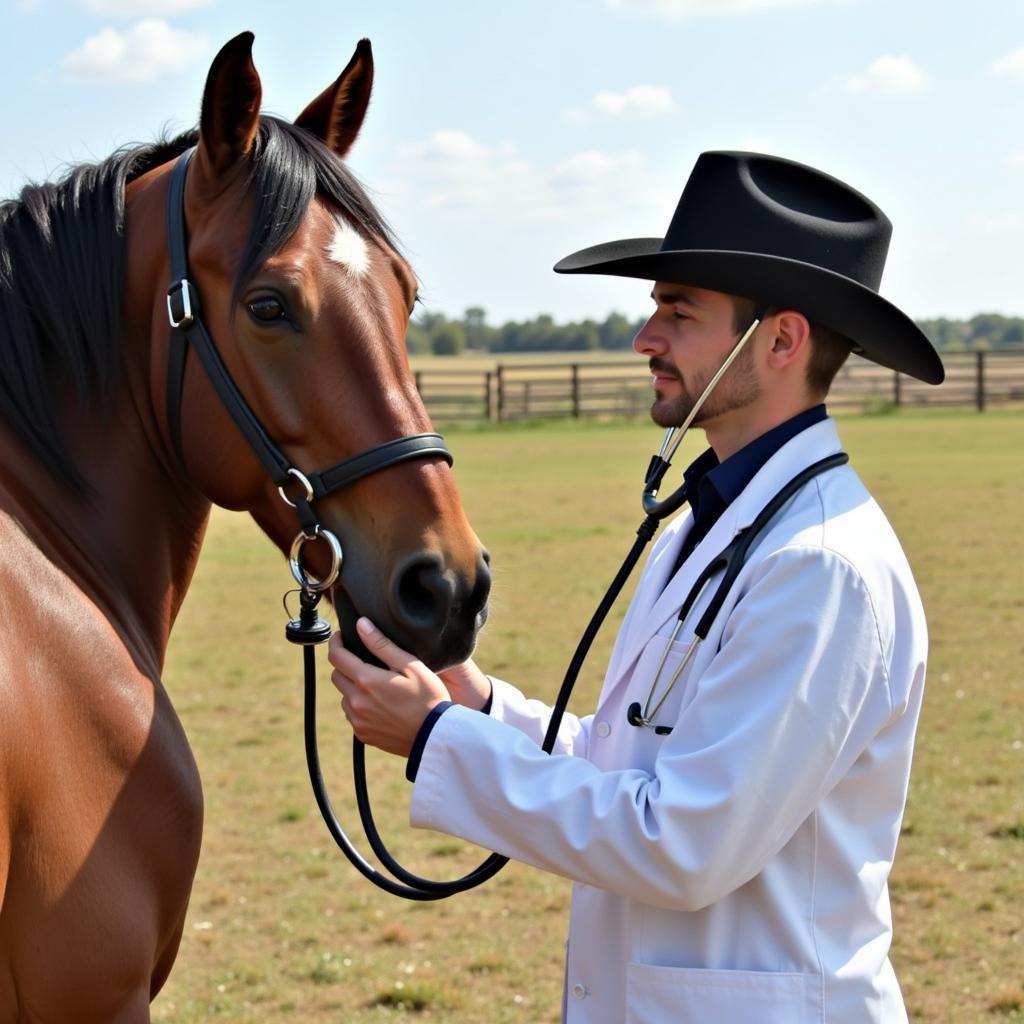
[{"x1": 329, "y1": 151, "x2": 944, "y2": 1023}]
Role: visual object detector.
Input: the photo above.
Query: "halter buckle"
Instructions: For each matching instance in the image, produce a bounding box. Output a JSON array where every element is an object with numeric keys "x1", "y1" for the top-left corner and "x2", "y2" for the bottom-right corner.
[
  {"x1": 289, "y1": 526, "x2": 343, "y2": 593},
  {"x1": 166, "y1": 278, "x2": 196, "y2": 330}
]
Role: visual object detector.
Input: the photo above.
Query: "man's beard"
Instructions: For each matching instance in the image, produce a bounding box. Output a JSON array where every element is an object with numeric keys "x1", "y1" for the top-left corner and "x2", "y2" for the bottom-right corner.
[{"x1": 649, "y1": 345, "x2": 761, "y2": 428}]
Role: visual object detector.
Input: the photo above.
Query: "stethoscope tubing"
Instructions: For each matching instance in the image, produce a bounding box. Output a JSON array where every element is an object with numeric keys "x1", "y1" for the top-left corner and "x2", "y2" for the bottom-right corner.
[{"x1": 626, "y1": 450, "x2": 850, "y2": 733}]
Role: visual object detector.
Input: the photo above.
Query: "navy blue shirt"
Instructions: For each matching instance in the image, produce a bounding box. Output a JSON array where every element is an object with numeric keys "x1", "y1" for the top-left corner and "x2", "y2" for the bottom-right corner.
[
  {"x1": 669, "y1": 403, "x2": 828, "y2": 576},
  {"x1": 406, "y1": 404, "x2": 829, "y2": 782}
]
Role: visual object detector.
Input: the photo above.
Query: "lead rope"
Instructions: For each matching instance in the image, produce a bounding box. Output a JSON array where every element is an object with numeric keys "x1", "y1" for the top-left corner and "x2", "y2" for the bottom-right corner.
[{"x1": 286, "y1": 509, "x2": 664, "y2": 900}]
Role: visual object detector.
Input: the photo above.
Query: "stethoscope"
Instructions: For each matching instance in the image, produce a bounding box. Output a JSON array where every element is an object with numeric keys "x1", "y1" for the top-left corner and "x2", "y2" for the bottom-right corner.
[
  {"x1": 289, "y1": 307, "x2": 847, "y2": 901},
  {"x1": 622, "y1": 309, "x2": 849, "y2": 733},
  {"x1": 625, "y1": 448, "x2": 848, "y2": 734}
]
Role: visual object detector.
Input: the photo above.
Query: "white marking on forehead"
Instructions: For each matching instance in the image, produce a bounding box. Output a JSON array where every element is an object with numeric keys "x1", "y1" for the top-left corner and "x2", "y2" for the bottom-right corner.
[{"x1": 326, "y1": 220, "x2": 371, "y2": 278}]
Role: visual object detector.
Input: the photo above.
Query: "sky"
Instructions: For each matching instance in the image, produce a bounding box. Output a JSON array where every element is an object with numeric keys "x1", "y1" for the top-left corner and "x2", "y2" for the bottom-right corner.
[{"x1": 2, "y1": 0, "x2": 1022, "y2": 327}]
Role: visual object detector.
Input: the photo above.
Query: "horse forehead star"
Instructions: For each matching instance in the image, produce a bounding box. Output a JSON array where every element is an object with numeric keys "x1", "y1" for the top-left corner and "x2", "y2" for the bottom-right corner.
[{"x1": 326, "y1": 219, "x2": 371, "y2": 278}]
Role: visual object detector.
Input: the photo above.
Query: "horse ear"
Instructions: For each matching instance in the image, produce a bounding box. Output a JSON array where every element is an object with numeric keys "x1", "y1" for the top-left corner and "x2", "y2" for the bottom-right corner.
[
  {"x1": 294, "y1": 39, "x2": 373, "y2": 158},
  {"x1": 197, "y1": 32, "x2": 262, "y2": 178}
]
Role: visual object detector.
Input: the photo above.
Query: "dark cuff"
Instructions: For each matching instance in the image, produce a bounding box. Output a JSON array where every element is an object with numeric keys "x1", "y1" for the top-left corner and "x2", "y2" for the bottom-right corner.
[{"x1": 406, "y1": 701, "x2": 453, "y2": 782}]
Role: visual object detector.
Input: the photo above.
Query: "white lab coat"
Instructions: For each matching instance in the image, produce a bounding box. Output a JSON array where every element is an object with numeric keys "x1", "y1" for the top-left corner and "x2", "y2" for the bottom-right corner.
[{"x1": 411, "y1": 418, "x2": 927, "y2": 1024}]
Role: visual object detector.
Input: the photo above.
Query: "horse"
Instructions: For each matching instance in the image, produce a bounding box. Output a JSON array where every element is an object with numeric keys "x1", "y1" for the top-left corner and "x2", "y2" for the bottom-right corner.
[{"x1": 0, "y1": 32, "x2": 490, "y2": 1021}]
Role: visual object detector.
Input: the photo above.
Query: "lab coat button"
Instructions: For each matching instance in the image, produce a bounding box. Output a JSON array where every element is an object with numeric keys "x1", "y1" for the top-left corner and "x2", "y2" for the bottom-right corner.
[
  {"x1": 572, "y1": 983, "x2": 587, "y2": 999},
  {"x1": 596, "y1": 721, "x2": 611, "y2": 738}
]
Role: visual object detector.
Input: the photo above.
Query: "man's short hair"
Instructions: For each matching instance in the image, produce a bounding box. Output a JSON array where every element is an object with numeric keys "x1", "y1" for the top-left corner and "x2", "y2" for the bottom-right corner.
[{"x1": 731, "y1": 296, "x2": 853, "y2": 398}]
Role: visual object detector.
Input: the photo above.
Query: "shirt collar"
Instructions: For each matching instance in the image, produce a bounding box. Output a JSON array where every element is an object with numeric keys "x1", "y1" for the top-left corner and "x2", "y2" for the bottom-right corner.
[{"x1": 684, "y1": 404, "x2": 828, "y2": 522}]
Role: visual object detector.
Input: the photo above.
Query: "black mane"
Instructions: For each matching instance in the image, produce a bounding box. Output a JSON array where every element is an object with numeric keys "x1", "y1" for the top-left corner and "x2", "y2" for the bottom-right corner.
[{"x1": 0, "y1": 117, "x2": 396, "y2": 490}]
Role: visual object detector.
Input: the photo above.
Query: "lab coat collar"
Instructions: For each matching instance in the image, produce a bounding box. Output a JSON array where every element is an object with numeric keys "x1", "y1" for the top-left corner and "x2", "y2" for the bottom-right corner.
[{"x1": 602, "y1": 417, "x2": 844, "y2": 700}]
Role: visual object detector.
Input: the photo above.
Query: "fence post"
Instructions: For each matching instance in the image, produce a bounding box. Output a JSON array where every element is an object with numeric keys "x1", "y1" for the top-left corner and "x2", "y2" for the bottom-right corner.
[
  {"x1": 892, "y1": 371, "x2": 901, "y2": 408},
  {"x1": 976, "y1": 351, "x2": 986, "y2": 412},
  {"x1": 484, "y1": 371, "x2": 493, "y2": 421},
  {"x1": 523, "y1": 380, "x2": 531, "y2": 418},
  {"x1": 496, "y1": 365, "x2": 505, "y2": 422},
  {"x1": 571, "y1": 363, "x2": 580, "y2": 419}
]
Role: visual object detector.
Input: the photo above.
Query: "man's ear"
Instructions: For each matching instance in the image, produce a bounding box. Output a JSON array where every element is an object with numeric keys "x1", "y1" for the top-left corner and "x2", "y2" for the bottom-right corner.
[{"x1": 766, "y1": 310, "x2": 812, "y2": 370}]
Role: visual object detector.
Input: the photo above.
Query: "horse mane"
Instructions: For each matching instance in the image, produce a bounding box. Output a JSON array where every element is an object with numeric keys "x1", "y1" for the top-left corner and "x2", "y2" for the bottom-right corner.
[{"x1": 0, "y1": 116, "x2": 397, "y2": 491}]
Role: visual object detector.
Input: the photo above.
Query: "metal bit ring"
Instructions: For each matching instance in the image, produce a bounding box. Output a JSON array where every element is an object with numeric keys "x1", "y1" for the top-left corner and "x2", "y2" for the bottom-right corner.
[{"x1": 289, "y1": 527, "x2": 342, "y2": 592}]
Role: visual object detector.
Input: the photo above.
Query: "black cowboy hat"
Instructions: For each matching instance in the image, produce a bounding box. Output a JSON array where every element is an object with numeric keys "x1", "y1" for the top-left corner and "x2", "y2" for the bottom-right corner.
[{"x1": 554, "y1": 151, "x2": 944, "y2": 384}]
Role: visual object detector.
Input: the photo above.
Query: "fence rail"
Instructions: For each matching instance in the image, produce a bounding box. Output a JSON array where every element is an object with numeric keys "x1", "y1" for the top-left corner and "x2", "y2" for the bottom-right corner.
[{"x1": 412, "y1": 351, "x2": 1024, "y2": 423}]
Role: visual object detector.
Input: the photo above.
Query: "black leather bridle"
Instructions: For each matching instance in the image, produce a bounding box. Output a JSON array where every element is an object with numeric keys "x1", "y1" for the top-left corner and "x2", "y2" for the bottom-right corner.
[
  {"x1": 164, "y1": 147, "x2": 513, "y2": 901},
  {"x1": 164, "y1": 148, "x2": 452, "y2": 592}
]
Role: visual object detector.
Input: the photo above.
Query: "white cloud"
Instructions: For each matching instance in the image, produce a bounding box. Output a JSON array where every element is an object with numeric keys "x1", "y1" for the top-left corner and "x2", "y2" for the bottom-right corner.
[
  {"x1": 394, "y1": 131, "x2": 541, "y2": 215},
  {"x1": 990, "y1": 48, "x2": 1024, "y2": 81},
  {"x1": 608, "y1": 0, "x2": 819, "y2": 17},
  {"x1": 389, "y1": 131, "x2": 668, "y2": 224},
  {"x1": 564, "y1": 85, "x2": 675, "y2": 123},
  {"x1": 82, "y1": 0, "x2": 211, "y2": 12},
  {"x1": 845, "y1": 55, "x2": 927, "y2": 96},
  {"x1": 1007, "y1": 147, "x2": 1024, "y2": 168},
  {"x1": 62, "y1": 19, "x2": 207, "y2": 84}
]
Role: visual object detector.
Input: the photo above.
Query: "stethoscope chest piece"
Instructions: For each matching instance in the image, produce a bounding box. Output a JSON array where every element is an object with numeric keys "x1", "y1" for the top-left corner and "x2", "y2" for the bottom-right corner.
[{"x1": 627, "y1": 701, "x2": 674, "y2": 735}]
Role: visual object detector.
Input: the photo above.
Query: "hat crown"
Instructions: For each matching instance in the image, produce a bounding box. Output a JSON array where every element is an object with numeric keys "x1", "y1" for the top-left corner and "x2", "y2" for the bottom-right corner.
[{"x1": 663, "y1": 151, "x2": 892, "y2": 292}]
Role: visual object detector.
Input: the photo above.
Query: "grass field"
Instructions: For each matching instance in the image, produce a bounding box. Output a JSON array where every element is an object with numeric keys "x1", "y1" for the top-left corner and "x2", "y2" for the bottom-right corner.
[{"x1": 152, "y1": 410, "x2": 1024, "y2": 1023}]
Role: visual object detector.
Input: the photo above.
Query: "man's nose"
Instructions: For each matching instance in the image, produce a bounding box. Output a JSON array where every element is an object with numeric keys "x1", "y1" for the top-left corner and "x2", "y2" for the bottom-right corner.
[{"x1": 632, "y1": 315, "x2": 665, "y2": 356}]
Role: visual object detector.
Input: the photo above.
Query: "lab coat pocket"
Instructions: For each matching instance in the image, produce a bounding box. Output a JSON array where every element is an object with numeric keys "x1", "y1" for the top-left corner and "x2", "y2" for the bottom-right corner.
[
  {"x1": 626, "y1": 962, "x2": 814, "y2": 1024},
  {"x1": 634, "y1": 632, "x2": 699, "y2": 722}
]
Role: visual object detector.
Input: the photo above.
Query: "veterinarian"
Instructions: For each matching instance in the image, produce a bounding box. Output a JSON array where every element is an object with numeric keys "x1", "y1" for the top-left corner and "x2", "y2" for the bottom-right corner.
[{"x1": 329, "y1": 150, "x2": 943, "y2": 1023}]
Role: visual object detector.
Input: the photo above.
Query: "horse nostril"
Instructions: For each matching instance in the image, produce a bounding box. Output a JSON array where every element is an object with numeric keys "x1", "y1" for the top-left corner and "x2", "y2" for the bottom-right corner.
[
  {"x1": 391, "y1": 554, "x2": 455, "y2": 632},
  {"x1": 473, "y1": 555, "x2": 492, "y2": 618}
]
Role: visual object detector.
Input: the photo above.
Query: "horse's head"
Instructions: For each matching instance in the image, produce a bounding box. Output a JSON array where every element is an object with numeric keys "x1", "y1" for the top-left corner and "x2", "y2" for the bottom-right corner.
[{"x1": 161, "y1": 34, "x2": 489, "y2": 669}]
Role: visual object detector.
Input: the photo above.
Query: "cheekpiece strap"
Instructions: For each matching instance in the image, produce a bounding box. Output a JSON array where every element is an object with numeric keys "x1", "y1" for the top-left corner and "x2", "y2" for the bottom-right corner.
[{"x1": 164, "y1": 149, "x2": 292, "y2": 485}]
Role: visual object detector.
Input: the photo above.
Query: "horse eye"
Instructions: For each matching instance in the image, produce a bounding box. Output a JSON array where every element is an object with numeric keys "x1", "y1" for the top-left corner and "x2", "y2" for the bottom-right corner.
[{"x1": 247, "y1": 296, "x2": 287, "y2": 323}]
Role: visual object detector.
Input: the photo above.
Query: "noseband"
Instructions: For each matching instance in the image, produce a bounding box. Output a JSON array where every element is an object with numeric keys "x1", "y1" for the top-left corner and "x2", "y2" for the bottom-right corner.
[{"x1": 164, "y1": 148, "x2": 451, "y2": 591}]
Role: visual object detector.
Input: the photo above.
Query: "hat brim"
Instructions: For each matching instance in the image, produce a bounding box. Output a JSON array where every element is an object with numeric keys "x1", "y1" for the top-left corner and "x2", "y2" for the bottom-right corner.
[{"x1": 554, "y1": 238, "x2": 944, "y2": 385}]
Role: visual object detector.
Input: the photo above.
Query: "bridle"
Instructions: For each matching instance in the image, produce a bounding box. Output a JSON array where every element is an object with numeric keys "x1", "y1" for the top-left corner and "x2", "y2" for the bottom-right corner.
[
  {"x1": 164, "y1": 148, "x2": 451, "y2": 593},
  {"x1": 164, "y1": 147, "x2": 509, "y2": 900}
]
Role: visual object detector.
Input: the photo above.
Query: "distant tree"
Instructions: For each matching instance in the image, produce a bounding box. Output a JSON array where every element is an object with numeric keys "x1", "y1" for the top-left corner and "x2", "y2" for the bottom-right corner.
[
  {"x1": 599, "y1": 312, "x2": 635, "y2": 350},
  {"x1": 1003, "y1": 323, "x2": 1024, "y2": 346},
  {"x1": 462, "y1": 306, "x2": 497, "y2": 351},
  {"x1": 559, "y1": 319, "x2": 600, "y2": 351},
  {"x1": 431, "y1": 322, "x2": 465, "y2": 356}
]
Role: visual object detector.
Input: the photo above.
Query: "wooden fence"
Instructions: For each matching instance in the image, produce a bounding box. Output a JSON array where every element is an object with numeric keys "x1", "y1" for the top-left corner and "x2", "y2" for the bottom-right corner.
[{"x1": 412, "y1": 350, "x2": 1024, "y2": 423}]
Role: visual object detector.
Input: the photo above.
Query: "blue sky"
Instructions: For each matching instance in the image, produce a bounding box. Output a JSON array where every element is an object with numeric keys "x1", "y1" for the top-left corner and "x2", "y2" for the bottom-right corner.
[{"x1": 3, "y1": 0, "x2": 1022, "y2": 326}]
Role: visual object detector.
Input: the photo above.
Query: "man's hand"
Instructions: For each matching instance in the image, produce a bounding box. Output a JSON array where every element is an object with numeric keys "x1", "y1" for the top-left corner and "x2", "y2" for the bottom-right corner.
[
  {"x1": 437, "y1": 658, "x2": 492, "y2": 711},
  {"x1": 329, "y1": 618, "x2": 449, "y2": 757}
]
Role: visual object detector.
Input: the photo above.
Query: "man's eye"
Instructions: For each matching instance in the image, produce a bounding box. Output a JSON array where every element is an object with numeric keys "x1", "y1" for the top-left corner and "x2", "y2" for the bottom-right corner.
[{"x1": 247, "y1": 296, "x2": 287, "y2": 322}]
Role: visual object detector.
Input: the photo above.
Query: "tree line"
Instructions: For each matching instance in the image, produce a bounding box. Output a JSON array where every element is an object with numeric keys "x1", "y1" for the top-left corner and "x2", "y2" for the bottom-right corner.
[{"x1": 408, "y1": 308, "x2": 1024, "y2": 356}]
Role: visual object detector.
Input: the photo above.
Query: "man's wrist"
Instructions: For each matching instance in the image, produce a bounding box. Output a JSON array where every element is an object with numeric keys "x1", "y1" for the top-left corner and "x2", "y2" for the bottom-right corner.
[{"x1": 406, "y1": 701, "x2": 453, "y2": 783}]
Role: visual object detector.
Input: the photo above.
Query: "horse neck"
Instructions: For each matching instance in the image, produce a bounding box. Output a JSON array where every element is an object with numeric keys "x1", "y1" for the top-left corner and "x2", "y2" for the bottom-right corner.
[
  {"x1": 0, "y1": 415, "x2": 211, "y2": 685},
  {"x1": 0, "y1": 167, "x2": 211, "y2": 679}
]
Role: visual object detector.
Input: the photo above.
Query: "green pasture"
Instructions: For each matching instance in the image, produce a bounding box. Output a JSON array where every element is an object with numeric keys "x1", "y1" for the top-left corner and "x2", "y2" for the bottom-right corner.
[{"x1": 153, "y1": 410, "x2": 1024, "y2": 1023}]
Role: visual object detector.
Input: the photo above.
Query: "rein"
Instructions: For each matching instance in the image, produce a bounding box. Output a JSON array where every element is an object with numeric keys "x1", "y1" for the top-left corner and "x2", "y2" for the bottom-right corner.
[{"x1": 164, "y1": 148, "x2": 513, "y2": 899}]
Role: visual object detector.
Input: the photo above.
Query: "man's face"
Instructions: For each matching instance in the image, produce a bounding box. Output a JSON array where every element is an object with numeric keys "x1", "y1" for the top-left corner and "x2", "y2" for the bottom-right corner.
[{"x1": 633, "y1": 282, "x2": 761, "y2": 429}]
